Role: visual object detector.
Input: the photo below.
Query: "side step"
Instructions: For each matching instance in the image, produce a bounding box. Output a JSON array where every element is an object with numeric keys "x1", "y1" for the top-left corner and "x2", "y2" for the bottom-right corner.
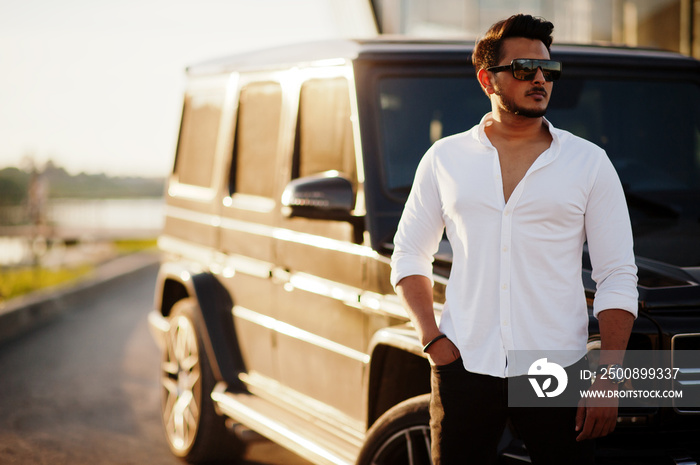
[{"x1": 212, "y1": 383, "x2": 362, "y2": 465}]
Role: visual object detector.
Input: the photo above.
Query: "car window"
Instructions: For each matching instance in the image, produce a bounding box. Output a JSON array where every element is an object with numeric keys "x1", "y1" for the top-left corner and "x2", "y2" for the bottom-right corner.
[
  {"x1": 294, "y1": 77, "x2": 356, "y2": 182},
  {"x1": 230, "y1": 81, "x2": 283, "y2": 198},
  {"x1": 174, "y1": 91, "x2": 225, "y2": 187}
]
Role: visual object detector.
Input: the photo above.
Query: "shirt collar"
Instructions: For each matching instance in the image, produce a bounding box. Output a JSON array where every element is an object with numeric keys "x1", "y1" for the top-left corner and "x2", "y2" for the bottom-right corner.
[{"x1": 475, "y1": 113, "x2": 561, "y2": 164}]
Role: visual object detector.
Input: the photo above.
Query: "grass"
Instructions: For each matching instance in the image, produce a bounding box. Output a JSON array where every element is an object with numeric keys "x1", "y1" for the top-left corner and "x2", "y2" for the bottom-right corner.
[
  {"x1": 113, "y1": 238, "x2": 158, "y2": 254},
  {"x1": 0, "y1": 264, "x2": 93, "y2": 302},
  {"x1": 0, "y1": 238, "x2": 158, "y2": 302}
]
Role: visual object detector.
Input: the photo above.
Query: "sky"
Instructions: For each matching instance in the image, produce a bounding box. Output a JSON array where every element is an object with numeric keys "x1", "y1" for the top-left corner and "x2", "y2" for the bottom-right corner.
[{"x1": 0, "y1": 0, "x2": 377, "y2": 177}]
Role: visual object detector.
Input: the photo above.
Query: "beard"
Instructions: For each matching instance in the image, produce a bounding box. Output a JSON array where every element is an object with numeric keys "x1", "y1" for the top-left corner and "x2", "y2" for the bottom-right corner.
[{"x1": 494, "y1": 86, "x2": 548, "y2": 118}]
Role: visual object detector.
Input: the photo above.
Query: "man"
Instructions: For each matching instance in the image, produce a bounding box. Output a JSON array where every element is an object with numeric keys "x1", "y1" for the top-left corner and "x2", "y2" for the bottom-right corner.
[{"x1": 390, "y1": 14, "x2": 638, "y2": 464}]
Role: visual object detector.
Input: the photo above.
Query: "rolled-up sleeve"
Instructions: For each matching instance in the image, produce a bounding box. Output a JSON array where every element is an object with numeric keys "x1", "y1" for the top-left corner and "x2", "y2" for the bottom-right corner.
[
  {"x1": 585, "y1": 154, "x2": 639, "y2": 318},
  {"x1": 390, "y1": 148, "x2": 446, "y2": 289}
]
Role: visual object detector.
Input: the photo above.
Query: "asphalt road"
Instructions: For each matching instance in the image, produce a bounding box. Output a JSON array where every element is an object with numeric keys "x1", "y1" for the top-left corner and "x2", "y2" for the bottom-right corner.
[{"x1": 0, "y1": 262, "x2": 313, "y2": 465}]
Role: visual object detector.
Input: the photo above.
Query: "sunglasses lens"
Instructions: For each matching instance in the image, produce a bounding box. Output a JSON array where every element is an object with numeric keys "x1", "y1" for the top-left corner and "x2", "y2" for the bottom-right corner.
[{"x1": 512, "y1": 59, "x2": 561, "y2": 81}]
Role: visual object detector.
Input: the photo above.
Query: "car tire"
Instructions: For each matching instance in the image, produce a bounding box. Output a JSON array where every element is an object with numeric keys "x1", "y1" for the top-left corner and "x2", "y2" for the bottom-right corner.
[
  {"x1": 160, "y1": 298, "x2": 245, "y2": 463},
  {"x1": 356, "y1": 394, "x2": 432, "y2": 465}
]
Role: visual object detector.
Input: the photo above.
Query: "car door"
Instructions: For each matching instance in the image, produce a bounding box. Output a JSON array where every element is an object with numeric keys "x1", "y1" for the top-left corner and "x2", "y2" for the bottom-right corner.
[
  {"x1": 274, "y1": 69, "x2": 368, "y2": 427},
  {"x1": 219, "y1": 75, "x2": 286, "y2": 381}
]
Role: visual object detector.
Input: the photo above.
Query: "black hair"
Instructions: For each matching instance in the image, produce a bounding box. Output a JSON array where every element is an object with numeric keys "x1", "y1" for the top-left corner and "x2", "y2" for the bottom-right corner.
[{"x1": 472, "y1": 14, "x2": 554, "y2": 71}]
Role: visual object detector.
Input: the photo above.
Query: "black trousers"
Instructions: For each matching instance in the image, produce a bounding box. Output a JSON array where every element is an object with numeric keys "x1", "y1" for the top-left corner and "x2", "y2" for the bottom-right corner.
[{"x1": 430, "y1": 357, "x2": 595, "y2": 465}]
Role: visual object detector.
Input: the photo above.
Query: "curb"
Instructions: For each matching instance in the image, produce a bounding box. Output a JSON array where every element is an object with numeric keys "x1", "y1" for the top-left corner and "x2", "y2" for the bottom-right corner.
[{"x1": 0, "y1": 251, "x2": 161, "y2": 345}]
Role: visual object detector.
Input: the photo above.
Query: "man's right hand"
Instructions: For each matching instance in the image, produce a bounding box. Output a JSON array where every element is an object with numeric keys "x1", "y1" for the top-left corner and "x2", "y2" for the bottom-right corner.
[
  {"x1": 425, "y1": 336, "x2": 461, "y2": 366},
  {"x1": 395, "y1": 275, "x2": 461, "y2": 367}
]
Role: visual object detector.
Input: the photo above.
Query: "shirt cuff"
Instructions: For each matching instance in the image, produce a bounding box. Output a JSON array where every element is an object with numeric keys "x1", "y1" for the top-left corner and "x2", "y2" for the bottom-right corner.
[
  {"x1": 390, "y1": 256, "x2": 434, "y2": 290},
  {"x1": 593, "y1": 296, "x2": 638, "y2": 319}
]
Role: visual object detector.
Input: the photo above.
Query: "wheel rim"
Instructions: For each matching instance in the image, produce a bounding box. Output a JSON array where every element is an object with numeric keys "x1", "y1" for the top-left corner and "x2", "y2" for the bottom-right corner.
[
  {"x1": 371, "y1": 425, "x2": 432, "y2": 465},
  {"x1": 161, "y1": 314, "x2": 202, "y2": 453}
]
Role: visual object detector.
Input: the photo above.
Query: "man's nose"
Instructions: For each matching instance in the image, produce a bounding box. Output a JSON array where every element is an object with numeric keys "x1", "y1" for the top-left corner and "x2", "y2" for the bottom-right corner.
[{"x1": 532, "y1": 67, "x2": 546, "y2": 84}]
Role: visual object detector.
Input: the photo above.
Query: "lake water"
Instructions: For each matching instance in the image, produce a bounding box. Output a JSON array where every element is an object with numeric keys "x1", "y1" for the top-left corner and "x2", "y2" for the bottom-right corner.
[
  {"x1": 0, "y1": 198, "x2": 165, "y2": 266},
  {"x1": 47, "y1": 198, "x2": 165, "y2": 232}
]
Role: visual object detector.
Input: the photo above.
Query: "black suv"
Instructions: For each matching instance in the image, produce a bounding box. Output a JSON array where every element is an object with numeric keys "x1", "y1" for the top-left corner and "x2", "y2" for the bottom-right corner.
[{"x1": 148, "y1": 38, "x2": 700, "y2": 464}]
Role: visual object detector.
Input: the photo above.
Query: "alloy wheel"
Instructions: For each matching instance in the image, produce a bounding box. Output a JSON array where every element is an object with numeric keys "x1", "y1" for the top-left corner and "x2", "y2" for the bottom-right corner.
[
  {"x1": 370, "y1": 424, "x2": 432, "y2": 465},
  {"x1": 161, "y1": 314, "x2": 202, "y2": 453}
]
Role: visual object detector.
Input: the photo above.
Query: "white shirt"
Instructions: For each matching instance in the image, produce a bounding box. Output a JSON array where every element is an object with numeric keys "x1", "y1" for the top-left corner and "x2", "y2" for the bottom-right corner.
[{"x1": 390, "y1": 115, "x2": 638, "y2": 378}]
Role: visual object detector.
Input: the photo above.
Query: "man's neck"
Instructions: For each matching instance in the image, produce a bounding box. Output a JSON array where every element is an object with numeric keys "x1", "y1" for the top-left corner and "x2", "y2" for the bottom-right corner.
[
  {"x1": 483, "y1": 111, "x2": 553, "y2": 203},
  {"x1": 483, "y1": 111, "x2": 549, "y2": 144}
]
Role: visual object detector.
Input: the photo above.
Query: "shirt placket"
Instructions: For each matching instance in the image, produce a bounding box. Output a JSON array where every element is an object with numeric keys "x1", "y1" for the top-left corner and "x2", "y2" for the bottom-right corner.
[
  {"x1": 491, "y1": 153, "x2": 515, "y2": 375},
  {"x1": 499, "y1": 191, "x2": 516, "y2": 376},
  {"x1": 494, "y1": 148, "x2": 557, "y2": 376}
]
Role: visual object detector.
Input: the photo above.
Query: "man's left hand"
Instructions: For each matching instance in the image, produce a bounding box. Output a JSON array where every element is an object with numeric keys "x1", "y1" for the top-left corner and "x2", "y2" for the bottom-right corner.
[{"x1": 575, "y1": 379, "x2": 619, "y2": 441}]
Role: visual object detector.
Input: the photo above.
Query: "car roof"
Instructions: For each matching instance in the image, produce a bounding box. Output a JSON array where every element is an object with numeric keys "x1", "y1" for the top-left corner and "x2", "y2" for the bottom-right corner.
[{"x1": 187, "y1": 37, "x2": 700, "y2": 76}]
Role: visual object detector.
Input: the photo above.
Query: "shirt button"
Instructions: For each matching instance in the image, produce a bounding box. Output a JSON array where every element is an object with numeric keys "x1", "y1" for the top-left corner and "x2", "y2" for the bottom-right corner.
[
  {"x1": 502, "y1": 283, "x2": 508, "y2": 290},
  {"x1": 502, "y1": 246, "x2": 508, "y2": 252},
  {"x1": 504, "y1": 210, "x2": 511, "y2": 216}
]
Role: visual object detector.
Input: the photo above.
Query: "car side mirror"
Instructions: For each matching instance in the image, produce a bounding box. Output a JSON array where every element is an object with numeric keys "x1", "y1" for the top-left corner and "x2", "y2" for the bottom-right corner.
[{"x1": 281, "y1": 171, "x2": 356, "y2": 221}]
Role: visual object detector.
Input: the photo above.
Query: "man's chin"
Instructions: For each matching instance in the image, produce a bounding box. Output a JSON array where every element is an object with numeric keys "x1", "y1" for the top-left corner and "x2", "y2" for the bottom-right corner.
[
  {"x1": 514, "y1": 107, "x2": 548, "y2": 118},
  {"x1": 496, "y1": 94, "x2": 548, "y2": 118}
]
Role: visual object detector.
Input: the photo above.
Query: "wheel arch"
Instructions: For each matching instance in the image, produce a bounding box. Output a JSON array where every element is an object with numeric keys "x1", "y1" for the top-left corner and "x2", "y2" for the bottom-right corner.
[
  {"x1": 155, "y1": 262, "x2": 246, "y2": 391},
  {"x1": 365, "y1": 326, "x2": 432, "y2": 428},
  {"x1": 154, "y1": 262, "x2": 201, "y2": 316}
]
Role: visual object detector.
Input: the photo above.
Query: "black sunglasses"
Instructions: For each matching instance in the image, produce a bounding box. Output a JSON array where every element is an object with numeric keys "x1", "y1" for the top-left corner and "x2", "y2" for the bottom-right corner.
[{"x1": 486, "y1": 59, "x2": 562, "y2": 82}]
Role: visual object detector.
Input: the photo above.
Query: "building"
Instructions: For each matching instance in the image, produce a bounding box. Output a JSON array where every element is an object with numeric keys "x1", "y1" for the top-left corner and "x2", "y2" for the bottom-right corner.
[{"x1": 371, "y1": 0, "x2": 700, "y2": 58}]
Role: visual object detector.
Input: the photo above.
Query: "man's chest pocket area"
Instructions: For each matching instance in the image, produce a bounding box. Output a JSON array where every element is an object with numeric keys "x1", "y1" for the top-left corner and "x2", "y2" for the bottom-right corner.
[
  {"x1": 515, "y1": 172, "x2": 588, "y2": 233},
  {"x1": 439, "y1": 172, "x2": 502, "y2": 222}
]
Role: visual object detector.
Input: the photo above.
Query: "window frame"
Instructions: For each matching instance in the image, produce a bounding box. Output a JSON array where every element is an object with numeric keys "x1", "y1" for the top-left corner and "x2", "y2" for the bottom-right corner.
[{"x1": 170, "y1": 75, "x2": 231, "y2": 202}]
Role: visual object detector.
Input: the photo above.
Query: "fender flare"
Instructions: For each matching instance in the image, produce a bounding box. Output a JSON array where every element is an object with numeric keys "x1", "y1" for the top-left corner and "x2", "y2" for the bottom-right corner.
[
  {"x1": 364, "y1": 325, "x2": 430, "y2": 426},
  {"x1": 156, "y1": 262, "x2": 246, "y2": 391}
]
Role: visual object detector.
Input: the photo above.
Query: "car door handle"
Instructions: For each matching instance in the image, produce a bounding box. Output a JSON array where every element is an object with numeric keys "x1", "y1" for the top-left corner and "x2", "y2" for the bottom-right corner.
[{"x1": 271, "y1": 268, "x2": 291, "y2": 285}]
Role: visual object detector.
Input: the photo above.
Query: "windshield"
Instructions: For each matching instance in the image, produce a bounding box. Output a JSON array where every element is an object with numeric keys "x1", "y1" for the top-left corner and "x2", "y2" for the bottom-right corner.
[
  {"x1": 378, "y1": 76, "x2": 700, "y2": 196},
  {"x1": 378, "y1": 75, "x2": 489, "y2": 196},
  {"x1": 547, "y1": 78, "x2": 700, "y2": 194},
  {"x1": 377, "y1": 73, "x2": 700, "y2": 266}
]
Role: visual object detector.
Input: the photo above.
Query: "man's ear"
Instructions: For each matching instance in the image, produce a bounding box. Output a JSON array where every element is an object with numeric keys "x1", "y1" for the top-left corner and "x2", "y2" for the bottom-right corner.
[{"x1": 477, "y1": 68, "x2": 494, "y2": 95}]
